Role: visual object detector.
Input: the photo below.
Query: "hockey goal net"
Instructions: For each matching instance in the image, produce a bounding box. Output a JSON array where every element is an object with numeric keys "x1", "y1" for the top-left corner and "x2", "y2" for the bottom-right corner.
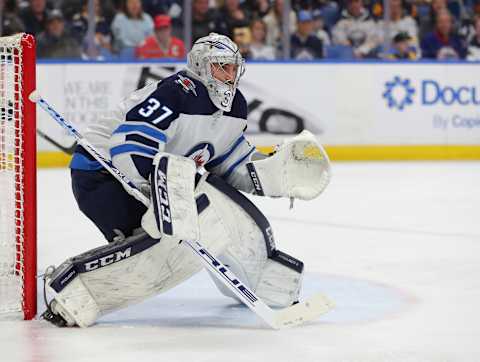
[{"x1": 0, "y1": 33, "x2": 36, "y2": 320}]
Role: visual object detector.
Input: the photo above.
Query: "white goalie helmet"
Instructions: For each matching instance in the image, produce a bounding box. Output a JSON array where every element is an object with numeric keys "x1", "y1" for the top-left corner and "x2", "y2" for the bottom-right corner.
[{"x1": 187, "y1": 33, "x2": 245, "y2": 112}]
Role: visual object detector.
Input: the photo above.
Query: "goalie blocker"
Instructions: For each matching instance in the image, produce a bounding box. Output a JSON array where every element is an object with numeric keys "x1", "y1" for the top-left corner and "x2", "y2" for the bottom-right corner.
[{"x1": 44, "y1": 153, "x2": 305, "y2": 327}]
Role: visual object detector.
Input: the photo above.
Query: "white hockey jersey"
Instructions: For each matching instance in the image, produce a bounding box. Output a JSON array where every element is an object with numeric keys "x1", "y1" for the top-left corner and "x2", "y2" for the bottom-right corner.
[{"x1": 70, "y1": 70, "x2": 256, "y2": 192}]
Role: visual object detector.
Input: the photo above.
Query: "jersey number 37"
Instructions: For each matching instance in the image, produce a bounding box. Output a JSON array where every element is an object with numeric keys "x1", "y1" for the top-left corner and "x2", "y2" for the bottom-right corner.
[{"x1": 138, "y1": 98, "x2": 173, "y2": 125}]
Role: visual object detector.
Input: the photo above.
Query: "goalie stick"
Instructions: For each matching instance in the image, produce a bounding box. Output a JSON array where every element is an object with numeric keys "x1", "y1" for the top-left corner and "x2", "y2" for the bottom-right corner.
[{"x1": 30, "y1": 90, "x2": 334, "y2": 329}]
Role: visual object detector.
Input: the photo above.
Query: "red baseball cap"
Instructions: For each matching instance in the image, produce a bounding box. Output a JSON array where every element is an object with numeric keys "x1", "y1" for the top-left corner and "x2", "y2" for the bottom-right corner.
[{"x1": 154, "y1": 15, "x2": 172, "y2": 28}]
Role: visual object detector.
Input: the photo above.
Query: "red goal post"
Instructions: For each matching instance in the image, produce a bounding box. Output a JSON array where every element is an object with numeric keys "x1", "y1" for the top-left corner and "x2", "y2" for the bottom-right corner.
[{"x1": 0, "y1": 33, "x2": 37, "y2": 320}]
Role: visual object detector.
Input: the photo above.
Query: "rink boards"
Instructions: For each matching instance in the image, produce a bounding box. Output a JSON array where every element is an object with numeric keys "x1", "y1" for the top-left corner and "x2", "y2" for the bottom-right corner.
[{"x1": 35, "y1": 61, "x2": 480, "y2": 166}]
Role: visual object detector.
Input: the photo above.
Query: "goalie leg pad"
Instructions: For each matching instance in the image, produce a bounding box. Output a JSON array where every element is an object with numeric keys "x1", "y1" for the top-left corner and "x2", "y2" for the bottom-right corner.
[
  {"x1": 45, "y1": 176, "x2": 252, "y2": 327},
  {"x1": 204, "y1": 174, "x2": 304, "y2": 307},
  {"x1": 254, "y1": 252, "x2": 304, "y2": 307},
  {"x1": 46, "y1": 231, "x2": 211, "y2": 327},
  {"x1": 46, "y1": 270, "x2": 101, "y2": 328},
  {"x1": 46, "y1": 173, "x2": 306, "y2": 327},
  {"x1": 46, "y1": 233, "x2": 163, "y2": 327}
]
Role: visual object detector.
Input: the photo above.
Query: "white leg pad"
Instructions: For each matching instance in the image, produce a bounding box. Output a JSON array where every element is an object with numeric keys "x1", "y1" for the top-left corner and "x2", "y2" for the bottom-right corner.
[
  {"x1": 255, "y1": 258, "x2": 304, "y2": 307},
  {"x1": 45, "y1": 174, "x2": 252, "y2": 327},
  {"x1": 47, "y1": 272, "x2": 101, "y2": 328},
  {"x1": 210, "y1": 250, "x2": 304, "y2": 308},
  {"x1": 203, "y1": 174, "x2": 304, "y2": 307}
]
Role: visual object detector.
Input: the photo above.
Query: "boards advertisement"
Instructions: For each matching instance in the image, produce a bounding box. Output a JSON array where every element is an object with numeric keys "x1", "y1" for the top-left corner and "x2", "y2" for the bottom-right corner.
[{"x1": 36, "y1": 62, "x2": 480, "y2": 164}]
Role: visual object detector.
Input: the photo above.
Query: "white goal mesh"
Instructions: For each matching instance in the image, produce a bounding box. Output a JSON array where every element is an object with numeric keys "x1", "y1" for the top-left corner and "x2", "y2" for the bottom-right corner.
[{"x1": 0, "y1": 33, "x2": 36, "y2": 320}]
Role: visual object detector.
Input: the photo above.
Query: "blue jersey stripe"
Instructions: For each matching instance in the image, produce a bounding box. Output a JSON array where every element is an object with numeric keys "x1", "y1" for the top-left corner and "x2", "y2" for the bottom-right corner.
[
  {"x1": 126, "y1": 133, "x2": 159, "y2": 149},
  {"x1": 207, "y1": 136, "x2": 245, "y2": 169},
  {"x1": 69, "y1": 152, "x2": 103, "y2": 171},
  {"x1": 110, "y1": 143, "x2": 157, "y2": 158},
  {"x1": 113, "y1": 124, "x2": 167, "y2": 143},
  {"x1": 223, "y1": 147, "x2": 255, "y2": 179}
]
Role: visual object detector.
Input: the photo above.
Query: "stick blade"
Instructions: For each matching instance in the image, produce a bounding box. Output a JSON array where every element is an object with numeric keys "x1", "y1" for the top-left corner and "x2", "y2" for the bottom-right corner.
[{"x1": 274, "y1": 293, "x2": 334, "y2": 329}]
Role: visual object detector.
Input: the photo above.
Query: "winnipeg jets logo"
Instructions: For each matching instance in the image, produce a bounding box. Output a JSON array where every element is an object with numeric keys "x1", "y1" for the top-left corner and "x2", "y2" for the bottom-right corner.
[
  {"x1": 186, "y1": 143, "x2": 215, "y2": 168},
  {"x1": 193, "y1": 152, "x2": 206, "y2": 167},
  {"x1": 176, "y1": 74, "x2": 197, "y2": 96}
]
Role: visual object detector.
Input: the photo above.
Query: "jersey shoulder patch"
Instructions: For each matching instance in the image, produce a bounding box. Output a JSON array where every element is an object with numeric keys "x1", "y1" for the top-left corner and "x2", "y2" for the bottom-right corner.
[
  {"x1": 174, "y1": 71, "x2": 219, "y2": 115},
  {"x1": 175, "y1": 73, "x2": 198, "y2": 96}
]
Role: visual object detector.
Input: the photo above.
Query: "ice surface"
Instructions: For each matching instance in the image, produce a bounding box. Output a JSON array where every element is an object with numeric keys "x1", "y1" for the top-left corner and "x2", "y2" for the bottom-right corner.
[{"x1": 2, "y1": 162, "x2": 480, "y2": 362}]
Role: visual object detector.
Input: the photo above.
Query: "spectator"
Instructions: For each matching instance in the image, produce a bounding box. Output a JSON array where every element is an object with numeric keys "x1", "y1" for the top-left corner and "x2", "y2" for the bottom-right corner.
[
  {"x1": 58, "y1": 0, "x2": 83, "y2": 21},
  {"x1": 111, "y1": 0, "x2": 154, "y2": 52},
  {"x1": 263, "y1": 0, "x2": 297, "y2": 49},
  {"x1": 19, "y1": 0, "x2": 48, "y2": 35},
  {"x1": 293, "y1": 0, "x2": 341, "y2": 28},
  {"x1": 383, "y1": 31, "x2": 418, "y2": 59},
  {"x1": 142, "y1": 0, "x2": 183, "y2": 37},
  {"x1": 458, "y1": 5, "x2": 480, "y2": 44},
  {"x1": 232, "y1": 26, "x2": 252, "y2": 58},
  {"x1": 93, "y1": 0, "x2": 117, "y2": 25},
  {"x1": 135, "y1": 15, "x2": 185, "y2": 59},
  {"x1": 418, "y1": 0, "x2": 459, "y2": 37},
  {"x1": 291, "y1": 10, "x2": 323, "y2": 59},
  {"x1": 467, "y1": 15, "x2": 480, "y2": 60},
  {"x1": 142, "y1": 0, "x2": 182, "y2": 20},
  {"x1": 249, "y1": 18, "x2": 276, "y2": 59},
  {"x1": 36, "y1": 9, "x2": 82, "y2": 59},
  {"x1": 108, "y1": 0, "x2": 124, "y2": 11},
  {"x1": 377, "y1": 0, "x2": 419, "y2": 49},
  {"x1": 332, "y1": 0, "x2": 381, "y2": 58},
  {"x1": 244, "y1": 0, "x2": 271, "y2": 18},
  {"x1": 135, "y1": 14, "x2": 185, "y2": 59},
  {"x1": 192, "y1": 0, "x2": 217, "y2": 43},
  {"x1": 71, "y1": 0, "x2": 112, "y2": 58},
  {"x1": 215, "y1": 0, "x2": 252, "y2": 38},
  {"x1": 421, "y1": 9, "x2": 467, "y2": 59},
  {"x1": 0, "y1": 0, "x2": 25, "y2": 36},
  {"x1": 313, "y1": 8, "x2": 331, "y2": 46}
]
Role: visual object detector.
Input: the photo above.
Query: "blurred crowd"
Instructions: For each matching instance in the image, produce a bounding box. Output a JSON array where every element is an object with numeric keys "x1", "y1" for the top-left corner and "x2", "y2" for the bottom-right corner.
[{"x1": 1, "y1": 0, "x2": 479, "y2": 60}]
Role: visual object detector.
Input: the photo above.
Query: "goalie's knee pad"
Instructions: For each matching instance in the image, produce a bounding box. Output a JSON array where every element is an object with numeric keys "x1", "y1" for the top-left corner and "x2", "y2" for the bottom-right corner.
[{"x1": 201, "y1": 174, "x2": 304, "y2": 307}]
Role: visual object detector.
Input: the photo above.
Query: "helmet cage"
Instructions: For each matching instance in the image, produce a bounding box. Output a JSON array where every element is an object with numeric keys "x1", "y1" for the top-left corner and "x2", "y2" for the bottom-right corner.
[
  {"x1": 187, "y1": 34, "x2": 245, "y2": 112},
  {"x1": 205, "y1": 54, "x2": 245, "y2": 110}
]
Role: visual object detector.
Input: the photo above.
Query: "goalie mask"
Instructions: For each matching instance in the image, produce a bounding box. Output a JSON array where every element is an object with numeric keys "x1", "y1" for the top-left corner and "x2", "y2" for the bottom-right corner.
[{"x1": 187, "y1": 33, "x2": 245, "y2": 112}]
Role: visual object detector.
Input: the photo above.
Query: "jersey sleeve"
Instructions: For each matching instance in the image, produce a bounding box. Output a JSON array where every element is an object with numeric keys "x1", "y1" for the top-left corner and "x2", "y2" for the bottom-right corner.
[
  {"x1": 109, "y1": 78, "x2": 181, "y2": 187},
  {"x1": 204, "y1": 91, "x2": 257, "y2": 192},
  {"x1": 205, "y1": 135, "x2": 257, "y2": 193}
]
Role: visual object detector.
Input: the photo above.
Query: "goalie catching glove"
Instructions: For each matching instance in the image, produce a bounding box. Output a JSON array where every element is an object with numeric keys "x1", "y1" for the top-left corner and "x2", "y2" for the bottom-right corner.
[{"x1": 247, "y1": 130, "x2": 331, "y2": 200}]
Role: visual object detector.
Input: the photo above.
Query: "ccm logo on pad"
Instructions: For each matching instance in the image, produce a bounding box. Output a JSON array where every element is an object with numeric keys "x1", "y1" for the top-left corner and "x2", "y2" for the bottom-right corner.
[
  {"x1": 156, "y1": 157, "x2": 173, "y2": 235},
  {"x1": 84, "y1": 248, "x2": 132, "y2": 271}
]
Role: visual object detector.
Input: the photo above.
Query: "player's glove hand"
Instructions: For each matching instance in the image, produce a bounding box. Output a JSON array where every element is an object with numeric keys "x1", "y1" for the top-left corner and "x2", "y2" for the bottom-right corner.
[{"x1": 246, "y1": 130, "x2": 331, "y2": 200}]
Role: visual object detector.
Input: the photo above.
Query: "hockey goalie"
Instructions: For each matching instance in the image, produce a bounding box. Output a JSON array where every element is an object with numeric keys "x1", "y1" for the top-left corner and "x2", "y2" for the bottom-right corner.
[{"x1": 42, "y1": 33, "x2": 331, "y2": 327}]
